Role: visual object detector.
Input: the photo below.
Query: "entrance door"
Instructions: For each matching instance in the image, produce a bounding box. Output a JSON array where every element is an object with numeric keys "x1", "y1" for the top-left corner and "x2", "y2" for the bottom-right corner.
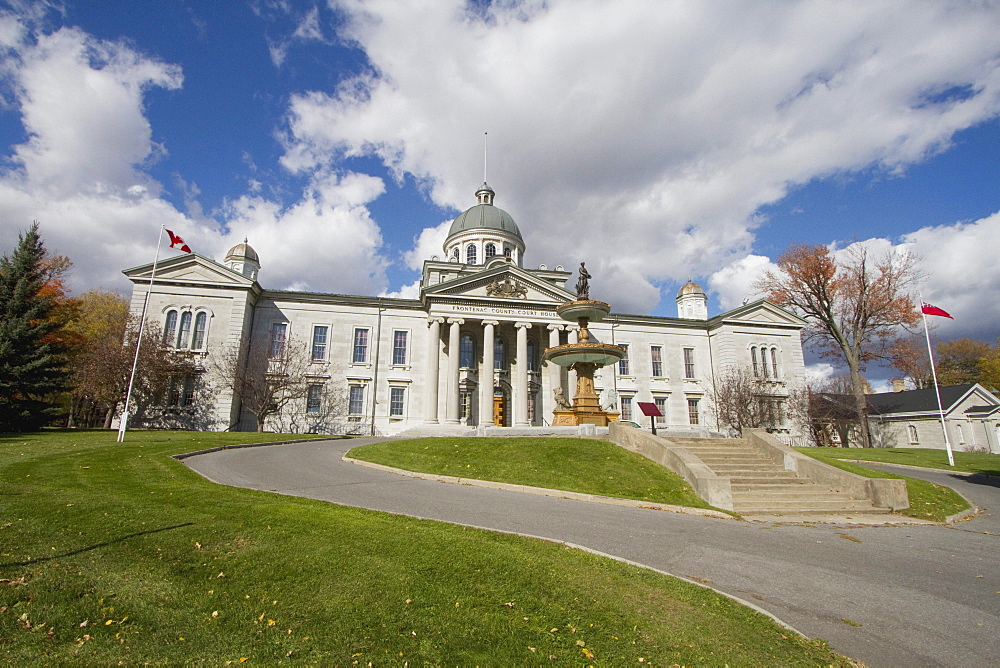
[{"x1": 493, "y1": 392, "x2": 508, "y2": 427}]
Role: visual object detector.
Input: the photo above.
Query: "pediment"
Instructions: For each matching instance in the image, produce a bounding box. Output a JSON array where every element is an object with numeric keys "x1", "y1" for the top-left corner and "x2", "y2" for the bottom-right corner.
[
  {"x1": 423, "y1": 265, "x2": 574, "y2": 306},
  {"x1": 123, "y1": 253, "x2": 253, "y2": 288},
  {"x1": 714, "y1": 299, "x2": 807, "y2": 328}
]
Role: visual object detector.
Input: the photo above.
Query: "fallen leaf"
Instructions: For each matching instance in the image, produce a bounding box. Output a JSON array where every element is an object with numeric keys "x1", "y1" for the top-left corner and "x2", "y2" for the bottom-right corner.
[{"x1": 582, "y1": 648, "x2": 594, "y2": 658}]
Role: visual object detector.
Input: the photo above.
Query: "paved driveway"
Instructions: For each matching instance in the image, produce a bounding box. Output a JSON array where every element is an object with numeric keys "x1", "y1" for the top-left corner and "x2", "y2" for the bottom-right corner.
[{"x1": 184, "y1": 440, "x2": 1000, "y2": 667}]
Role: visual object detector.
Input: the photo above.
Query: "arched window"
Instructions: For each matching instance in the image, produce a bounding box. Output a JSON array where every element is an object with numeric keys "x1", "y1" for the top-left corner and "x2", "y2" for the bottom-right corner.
[
  {"x1": 163, "y1": 310, "x2": 178, "y2": 345},
  {"x1": 451, "y1": 247, "x2": 459, "y2": 260},
  {"x1": 192, "y1": 312, "x2": 208, "y2": 350},
  {"x1": 494, "y1": 337, "x2": 506, "y2": 370},
  {"x1": 503, "y1": 246, "x2": 512, "y2": 258},
  {"x1": 466, "y1": 244, "x2": 477, "y2": 265},
  {"x1": 770, "y1": 347, "x2": 779, "y2": 378},
  {"x1": 460, "y1": 334, "x2": 475, "y2": 369},
  {"x1": 485, "y1": 243, "x2": 496, "y2": 259},
  {"x1": 526, "y1": 340, "x2": 537, "y2": 372},
  {"x1": 751, "y1": 346, "x2": 760, "y2": 377},
  {"x1": 908, "y1": 425, "x2": 919, "y2": 444},
  {"x1": 177, "y1": 311, "x2": 193, "y2": 349},
  {"x1": 956, "y1": 424, "x2": 965, "y2": 444}
]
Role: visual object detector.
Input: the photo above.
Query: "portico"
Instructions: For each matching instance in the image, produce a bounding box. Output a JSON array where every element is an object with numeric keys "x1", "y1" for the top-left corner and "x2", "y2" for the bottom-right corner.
[{"x1": 422, "y1": 309, "x2": 573, "y2": 428}]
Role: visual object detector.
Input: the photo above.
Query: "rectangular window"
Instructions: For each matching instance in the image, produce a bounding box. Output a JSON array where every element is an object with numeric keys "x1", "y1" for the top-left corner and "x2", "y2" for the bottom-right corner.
[
  {"x1": 650, "y1": 345, "x2": 663, "y2": 378},
  {"x1": 618, "y1": 344, "x2": 630, "y2": 375},
  {"x1": 687, "y1": 398, "x2": 700, "y2": 425},
  {"x1": 654, "y1": 396, "x2": 667, "y2": 424},
  {"x1": 460, "y1": 391, "x2": 472, "y2": 420},
  {"x1": 311, "y1": 326, "x2": 328, "y2": 361},
  {"x1": 683, "y1": 348, "x2": 695, "y2": 379},
  {"x1": 349, "y1": 385, "x2": 365, "y2": 415},
  {"x1": 269, "y1": 322, "x2": 287, "y2": 358},
  {"x1": 621, "y1": 395, "x2": 633, "y2": 421},
  {"x1": 528, "y1": 391, "x2": 536, "y2": 423},
  {"x1": 307, "y1": 384, "x2": 323, "y2": 413},
  {"x1": 389, "y1": 387, "x2": 405, "y2": 417},
  {"x1": 167, "y1": 375, "x2": 195, "y2": 407},
  {"x1": 352, "y1": 328, "x2": 369, "y2": 364},
  {"x1": 392, "y1": 330, "x2": 408, "y2": 366}
]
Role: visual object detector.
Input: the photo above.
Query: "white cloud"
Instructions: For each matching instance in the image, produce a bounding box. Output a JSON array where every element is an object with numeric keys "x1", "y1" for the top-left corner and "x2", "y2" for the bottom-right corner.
[
  {"x1": 282, "y1": 0, "x2": 1000, "y2": 311},
  {"x1": 402, "y1": 218, "x2": 451, "y2": 270},
  {"x1": 216, "y1": 170, "x2": 387, "y2": 294},
  {"x1": 0, "y1": 14, "x2": 391, "y2": 298},
  {"x1": 708, "y1": 254, "x2": 775, "y2": 311},
  {"x1": 903, "y1": 210, "x2": 1000, "y2": 341}
]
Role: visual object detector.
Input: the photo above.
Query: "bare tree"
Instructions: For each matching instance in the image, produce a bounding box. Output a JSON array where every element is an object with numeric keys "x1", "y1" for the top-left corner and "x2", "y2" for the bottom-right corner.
[
  {"x1": 709, "y1": 365, "x2": 785, "y2": 436},
  {"x1": 212, "y1": 335, "x2": 313, "y2": 432},
  {"x1": 755, "y1": 243, "x2": 922, "y2": 447}
]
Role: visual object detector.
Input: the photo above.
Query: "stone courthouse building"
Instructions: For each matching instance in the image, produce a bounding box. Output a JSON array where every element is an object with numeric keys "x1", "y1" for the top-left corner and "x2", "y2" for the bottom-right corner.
[{"x1": 124, "y1": 183, "x2": 808, "y2": 436}]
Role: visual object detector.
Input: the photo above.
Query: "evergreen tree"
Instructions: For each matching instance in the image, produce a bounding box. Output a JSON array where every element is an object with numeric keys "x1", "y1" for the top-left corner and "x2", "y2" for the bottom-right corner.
[{"x1": 0, "y1": 223, "x2": 66, "y2": 430}]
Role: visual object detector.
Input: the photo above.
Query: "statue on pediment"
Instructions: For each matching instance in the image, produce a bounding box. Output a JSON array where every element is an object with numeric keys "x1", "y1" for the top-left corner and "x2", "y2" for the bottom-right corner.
[{"x1": 486, "y1": 277, "x2": 528, "y2": 299}]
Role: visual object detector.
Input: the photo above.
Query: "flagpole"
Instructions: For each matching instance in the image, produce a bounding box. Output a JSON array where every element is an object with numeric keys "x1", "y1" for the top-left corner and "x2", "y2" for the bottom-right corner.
[
  {"x1": 117, "y1": 226, "x2": 165, "y2": 442},
  {"x1": 920, "y1": 294, "x2": 955, "y2": 466}
]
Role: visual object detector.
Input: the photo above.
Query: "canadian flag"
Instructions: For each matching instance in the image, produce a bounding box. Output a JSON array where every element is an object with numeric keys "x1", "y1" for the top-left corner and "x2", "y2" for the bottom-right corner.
[
  {"x1": 166, "y1": 229, "x2": 191, "y2": 253},
  {"x1": 920, "y1": 302, "x2": 953, "y2": 319}
]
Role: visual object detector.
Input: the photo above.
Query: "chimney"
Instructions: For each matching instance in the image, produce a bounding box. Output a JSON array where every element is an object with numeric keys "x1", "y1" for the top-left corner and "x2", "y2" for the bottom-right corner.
[{"x1": 891, "y1": 379, "x2": 906, "y2": 393}]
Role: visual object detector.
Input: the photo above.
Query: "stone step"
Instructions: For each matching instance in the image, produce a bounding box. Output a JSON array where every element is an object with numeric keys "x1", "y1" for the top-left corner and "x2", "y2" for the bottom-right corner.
[{"x1": 732, "y1": 497, "x2": 890, "y2": 511}]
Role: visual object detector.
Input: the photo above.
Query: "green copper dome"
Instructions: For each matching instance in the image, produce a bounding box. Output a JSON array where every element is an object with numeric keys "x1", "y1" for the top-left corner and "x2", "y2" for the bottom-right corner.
[
  {"x1": 448, "y1": 204, "x2": 522, "y2": 239},
  {"x1": 446, "y1": 182, "x2": 523, "y2": 240}
]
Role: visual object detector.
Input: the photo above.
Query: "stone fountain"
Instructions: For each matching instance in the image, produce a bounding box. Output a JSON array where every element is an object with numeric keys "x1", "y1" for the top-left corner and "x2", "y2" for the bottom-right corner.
[{"x1": 543, "y1": 262, "x2": 626, "y2": 426}]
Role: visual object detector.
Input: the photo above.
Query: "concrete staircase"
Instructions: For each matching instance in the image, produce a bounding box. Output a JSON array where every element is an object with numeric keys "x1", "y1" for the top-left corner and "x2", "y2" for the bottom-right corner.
[{"x1": 670, "y1": 437, "x2": 892, "y2": 515}]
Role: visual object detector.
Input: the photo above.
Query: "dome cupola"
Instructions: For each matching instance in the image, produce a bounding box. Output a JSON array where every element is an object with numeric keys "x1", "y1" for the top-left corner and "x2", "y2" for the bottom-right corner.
[
  {"x1": 443, "y1": 183, "x2": 525, "y2": 267},
  {"x1": 224, "y1": 239, "x2": 260, "y2": 280},
  {"x1": 676, "y1": 279, "x2": 707, "y2": 320}
]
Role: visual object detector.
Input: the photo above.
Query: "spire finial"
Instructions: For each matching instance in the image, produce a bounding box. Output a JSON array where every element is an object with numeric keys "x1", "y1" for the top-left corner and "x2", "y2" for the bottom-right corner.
[{"x1": 483, "y1": 131, "x2": 488, "y2": 184}]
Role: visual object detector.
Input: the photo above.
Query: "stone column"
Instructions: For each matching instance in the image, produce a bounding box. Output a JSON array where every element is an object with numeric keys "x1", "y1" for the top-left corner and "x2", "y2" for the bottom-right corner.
[
  {"x1": 479, "y1": 320, "x2": 498, "y2": 426},
  {"x1": 567, "y1": 326, "x2": 579, "y2": 404},
  {"x1": 445, "y1": 318, "x2": 464, "y2": 424},
  {"x1": 423, "y1": 317, "x2": 444, "y2": 423},
  {"x1": 514, "y1": 322, "x2": 532, "y2": 426}
]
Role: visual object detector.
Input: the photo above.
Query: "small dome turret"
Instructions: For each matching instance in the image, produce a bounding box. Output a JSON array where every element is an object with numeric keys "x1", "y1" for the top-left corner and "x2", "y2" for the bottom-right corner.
[
  {"x1": 224, "y1": 239, "x2": 260, "y2": 280},
  {"x1": 676, "y1": 279, "x2": 707, "y2": 320}
]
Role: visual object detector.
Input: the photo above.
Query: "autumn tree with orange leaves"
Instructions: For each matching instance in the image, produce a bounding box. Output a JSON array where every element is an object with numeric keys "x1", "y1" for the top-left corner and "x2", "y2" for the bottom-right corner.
[{"x1": 755, "y1": 243, "x2": 922, "y2": 447}]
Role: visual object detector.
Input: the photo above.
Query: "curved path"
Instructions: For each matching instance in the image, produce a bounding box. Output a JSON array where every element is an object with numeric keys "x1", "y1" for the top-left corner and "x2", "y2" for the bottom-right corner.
[{"x1": 185, "y1": 440, "x2": 1000, "y2": 667}]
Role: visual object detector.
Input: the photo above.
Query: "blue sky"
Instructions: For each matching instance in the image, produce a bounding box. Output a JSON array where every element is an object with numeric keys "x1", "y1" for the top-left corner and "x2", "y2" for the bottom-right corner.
[{"x1": 1, "y1": 1, "x2": 999, "y2": 384}]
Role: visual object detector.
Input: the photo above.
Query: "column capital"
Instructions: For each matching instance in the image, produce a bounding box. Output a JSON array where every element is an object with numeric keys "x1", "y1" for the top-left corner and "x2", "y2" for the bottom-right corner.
[
  {"x1": 427, "y1": 316, "x2": 445, "y2": 325},
  {"x1": 546, "y1": 323, "x2": 564, "y2": 332},
  {"x1": 565, "y1": 325, "x2": 580, "y2": 332},
  {"x1": 514, "y1": 321, "x2": 533, "y2": 330},
  {"x1": 446, "y1": 317, "x2": 465, "y2": 325},
  {"x1": 481, "y1": 319, "x2": 499, "y2": 327}
]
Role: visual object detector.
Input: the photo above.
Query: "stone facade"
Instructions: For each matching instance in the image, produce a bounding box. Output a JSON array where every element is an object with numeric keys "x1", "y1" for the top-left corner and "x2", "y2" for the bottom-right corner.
[{"x1": 124, "y1": 185, "x2": 808, "y2": 436}]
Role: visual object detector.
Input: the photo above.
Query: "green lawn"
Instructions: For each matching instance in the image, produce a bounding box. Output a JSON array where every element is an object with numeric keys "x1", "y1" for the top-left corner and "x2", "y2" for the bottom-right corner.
[
  {"x1": 796, "y1": 447, "x2": 973, "y2": 522},
  {"x1": 796, "y1": 446, "x2": 1000, "y2": 477},
  {"x1": 347, "y1": 436, "x2": 721, "y2": 511},
  {"x1": 0, "y1": 430, "x2": 848, "y2": 665}
]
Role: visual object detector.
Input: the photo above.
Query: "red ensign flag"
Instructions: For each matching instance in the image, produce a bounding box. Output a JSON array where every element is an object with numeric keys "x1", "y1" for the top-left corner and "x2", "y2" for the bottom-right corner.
[
  {"x1": 920, "y1": 302, "x2": 953, "y2": 319},
  {"x1": 166, "y1": 229, "x2": 192, "y2": 253}
]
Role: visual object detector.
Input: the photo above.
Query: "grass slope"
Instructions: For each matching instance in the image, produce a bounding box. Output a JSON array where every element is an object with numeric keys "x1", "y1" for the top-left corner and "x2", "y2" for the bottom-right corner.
[
  {"x1": 0, "y1": 430, "x2": 847, "y2": 665},
  {"x1": 348, "y1": 436, "x2": 718, "y2": 510},
  {"x1": 796, "y1": 446, "x2": 1000, "y2": 477},
  {"x1": 796, "y1": 447, "x2": 972, "y2": 522}
]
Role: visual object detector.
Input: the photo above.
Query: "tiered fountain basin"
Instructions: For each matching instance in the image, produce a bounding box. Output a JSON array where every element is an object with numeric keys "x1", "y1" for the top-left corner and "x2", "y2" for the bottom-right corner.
[{"x1": 543, "y1": 298, "x2": 625, "y2": 426}]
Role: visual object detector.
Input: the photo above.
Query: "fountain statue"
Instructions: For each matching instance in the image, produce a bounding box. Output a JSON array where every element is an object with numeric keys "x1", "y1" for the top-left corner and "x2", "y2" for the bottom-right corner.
[{"x1": 543, "y1": 264, "x2": 625, "y2": 426}]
